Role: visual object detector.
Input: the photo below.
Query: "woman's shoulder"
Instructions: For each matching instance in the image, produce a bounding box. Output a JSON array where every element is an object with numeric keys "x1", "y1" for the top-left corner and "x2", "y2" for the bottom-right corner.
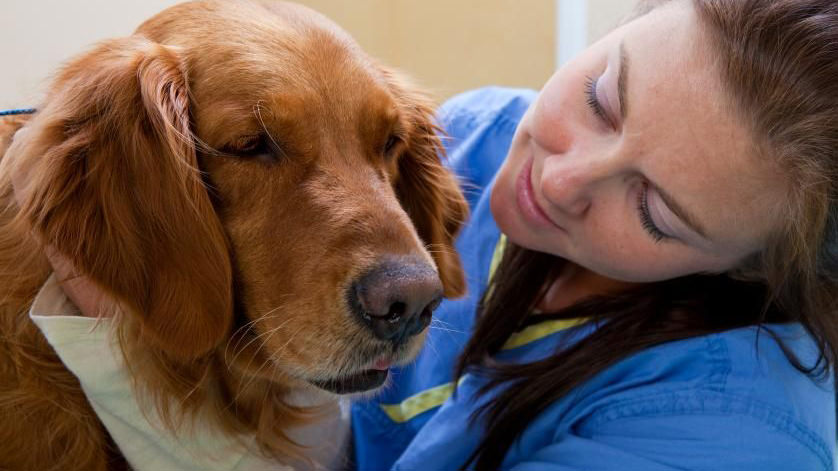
[
  {"x1": 591, "y1": 323, "x2": 829, "y2": 393},
  {"x1": 557, "y1": 323, "x2": 835, "y2": 470},
  {"x1": 720, "y1": 323, "x2": 830, "y2": 403},
  {"x1": 437, "y1": 87, "x2": 536, "y2": 197},
  {"x1": 438, "y1": 86, "x2": 536, "y2": 130}
]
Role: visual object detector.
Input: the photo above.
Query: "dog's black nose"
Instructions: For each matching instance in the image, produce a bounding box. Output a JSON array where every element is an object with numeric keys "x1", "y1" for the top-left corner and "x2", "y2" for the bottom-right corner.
[{"x1": 349, "y1": 256, "x2": 443, "y2": 344}]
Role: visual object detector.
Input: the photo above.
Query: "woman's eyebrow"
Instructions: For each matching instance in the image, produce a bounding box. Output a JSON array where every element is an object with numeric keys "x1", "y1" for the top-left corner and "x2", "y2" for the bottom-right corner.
[{"x1": 618, "y1": 41, "x2": 630, "y2": 120}]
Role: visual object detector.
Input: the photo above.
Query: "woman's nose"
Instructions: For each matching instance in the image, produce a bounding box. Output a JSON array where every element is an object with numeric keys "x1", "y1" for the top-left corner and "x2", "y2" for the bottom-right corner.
[{"x1": 537, "y1": 143, "x2": 620, "y2": 218}]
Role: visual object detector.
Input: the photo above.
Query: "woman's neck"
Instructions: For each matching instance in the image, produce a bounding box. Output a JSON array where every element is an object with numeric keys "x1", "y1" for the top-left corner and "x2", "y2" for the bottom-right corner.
[{"x1": 536, "y1": 263, "x2": 638, "y2": 313}]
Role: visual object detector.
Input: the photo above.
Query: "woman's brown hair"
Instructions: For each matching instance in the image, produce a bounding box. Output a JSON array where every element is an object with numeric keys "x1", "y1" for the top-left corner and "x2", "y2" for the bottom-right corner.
[{"x1": 456, "y1": 1, "x2": 838, "y2": 469}]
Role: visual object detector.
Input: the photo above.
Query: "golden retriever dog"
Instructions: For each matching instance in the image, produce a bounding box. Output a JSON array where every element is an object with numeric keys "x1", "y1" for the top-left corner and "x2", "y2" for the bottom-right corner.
[{"x1": 0, "y1": 1, "x2": 467, "y2": 469}]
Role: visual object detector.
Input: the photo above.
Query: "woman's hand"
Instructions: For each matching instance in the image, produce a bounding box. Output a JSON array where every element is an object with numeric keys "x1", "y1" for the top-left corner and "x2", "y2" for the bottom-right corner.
[{"x1": 41, "y1": 246, "x2": 116, "y2": 318}]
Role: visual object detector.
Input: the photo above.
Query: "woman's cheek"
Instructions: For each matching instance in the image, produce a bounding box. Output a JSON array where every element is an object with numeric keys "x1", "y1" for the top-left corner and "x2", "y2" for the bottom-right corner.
[{"x1": 579, "y1": 220, "x2": 671, "y2": 281}]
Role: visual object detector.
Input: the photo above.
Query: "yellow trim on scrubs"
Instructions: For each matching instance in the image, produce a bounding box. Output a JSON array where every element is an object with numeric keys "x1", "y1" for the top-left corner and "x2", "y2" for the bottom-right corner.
[
  {"x1": 500, "y1": 318, "x2": 587, "y2": 350},
  {"x1": 380, "y1": 235, "x2": 589, "y2": 423},
  {"x1": 380, "y1": 377, "x2": 466, "y2": 423}
]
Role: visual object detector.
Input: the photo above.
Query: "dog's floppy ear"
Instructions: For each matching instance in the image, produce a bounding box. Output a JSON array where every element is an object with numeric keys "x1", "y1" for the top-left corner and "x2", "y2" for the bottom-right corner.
[
  {"x1": 10, "y1": 36, "x2": 232, "y2": 359},
  {"x1": 385, "y1": 71, "x2": 469, "y2": 298}
]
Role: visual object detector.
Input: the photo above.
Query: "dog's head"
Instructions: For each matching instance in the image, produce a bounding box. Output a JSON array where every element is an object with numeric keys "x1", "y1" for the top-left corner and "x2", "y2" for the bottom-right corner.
[{"x1": 8, "y1": 0, "x2": 467, "y2": 394}]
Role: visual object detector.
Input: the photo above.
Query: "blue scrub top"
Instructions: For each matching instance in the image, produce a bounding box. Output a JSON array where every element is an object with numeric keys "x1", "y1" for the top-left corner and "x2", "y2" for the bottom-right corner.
[{"x1": 351, "y1": 87, "x2": 836, "y2": 471}]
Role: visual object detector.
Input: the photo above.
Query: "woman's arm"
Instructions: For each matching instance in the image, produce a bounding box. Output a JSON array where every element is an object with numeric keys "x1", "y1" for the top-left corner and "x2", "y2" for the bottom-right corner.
[{"x1": 511, "y1": 404, "x2": 830, "y2": 471}]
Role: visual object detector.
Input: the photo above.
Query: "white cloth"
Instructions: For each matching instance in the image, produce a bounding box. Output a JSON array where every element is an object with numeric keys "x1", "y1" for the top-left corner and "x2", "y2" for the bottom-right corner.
[{"x1": 29, "y1": 274, "x2": 349, "y2": 471}]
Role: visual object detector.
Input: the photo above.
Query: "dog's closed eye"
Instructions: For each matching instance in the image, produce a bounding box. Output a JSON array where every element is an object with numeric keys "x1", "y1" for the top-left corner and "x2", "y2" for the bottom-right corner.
[
  {"x1": 382, "y1": 133, "x2": 405, "y2": 158},
  {"x1": 223, "y1": 134, "x2": 280, "y2": 164},
  {"x1": 383, "y1": 134, "x2": 404, "y2": 157}
]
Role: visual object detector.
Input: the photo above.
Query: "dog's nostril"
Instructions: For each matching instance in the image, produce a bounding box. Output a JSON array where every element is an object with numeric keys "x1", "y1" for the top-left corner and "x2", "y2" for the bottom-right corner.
[
  {"x1": 405, "y1": 306, "x2": 433, "y2": 338},
  {"x1": 387, "y1": 302, "x2": 407, "y2": 323}
]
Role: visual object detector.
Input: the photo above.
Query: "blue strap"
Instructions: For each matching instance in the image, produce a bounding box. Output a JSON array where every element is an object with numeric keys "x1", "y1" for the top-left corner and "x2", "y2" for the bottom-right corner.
[{"x1": 0, "y1": 108, "x2": 36, "y2": 117}]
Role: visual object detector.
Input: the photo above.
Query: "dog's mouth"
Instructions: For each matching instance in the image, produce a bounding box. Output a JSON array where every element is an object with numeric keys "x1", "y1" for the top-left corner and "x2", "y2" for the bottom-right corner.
[
  {"x1": 309, "y1": 357, "x2": 392, "y2": 394},
  {"x1": 310, "y1": 369, "x2": 388, "y2": 394}
]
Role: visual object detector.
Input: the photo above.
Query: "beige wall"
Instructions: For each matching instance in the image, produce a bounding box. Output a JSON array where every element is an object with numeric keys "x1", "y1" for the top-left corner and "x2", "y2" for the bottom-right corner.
[
  {"x1": 0, "y1": 0, "x2": 181, "y2": 109},
  {"x1": 588, "y1": 0, "x2": 637, "y2": 43},
  {"x1": 297, "y1": 1, "x2": 555, "y2": 100},
  {"x1": 0, "y1": 0, "x2": 636, "y2": 108}
]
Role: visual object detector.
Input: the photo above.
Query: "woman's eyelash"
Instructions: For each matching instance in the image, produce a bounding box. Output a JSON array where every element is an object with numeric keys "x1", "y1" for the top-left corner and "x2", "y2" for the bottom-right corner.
[
  {"x1": 584, "y1": 75, "x2": 609, "y2": 123},
  {"x1": 637, "y1": 182, "x2": 668, "y2": 243}
]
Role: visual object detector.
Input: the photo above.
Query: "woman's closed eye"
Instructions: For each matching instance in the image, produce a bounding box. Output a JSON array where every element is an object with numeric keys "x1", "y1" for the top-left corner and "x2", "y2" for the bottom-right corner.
[
  {"x1": 584, "y1": 72, "x2": 620, "y2": 130},
  {"x1": 584, "y1": 75, "x2": 610, "y2": 125},
  {"x1": 637, "y1": 181, "x2": 671, "y2": 243}
]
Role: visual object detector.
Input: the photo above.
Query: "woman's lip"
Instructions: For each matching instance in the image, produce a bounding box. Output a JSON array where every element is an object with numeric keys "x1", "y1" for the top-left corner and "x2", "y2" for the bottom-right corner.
[{"x1": 516, "y1": 156, "x2": 564, "y2": 231}]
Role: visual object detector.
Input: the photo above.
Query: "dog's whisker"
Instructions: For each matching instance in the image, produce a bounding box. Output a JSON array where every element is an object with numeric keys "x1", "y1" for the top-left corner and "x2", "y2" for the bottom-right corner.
[
  {"x1": 262, "y1": 324, "x2": 309, "y2": 366},
  {"x1": 225, "y1": 313, "x2": 283, "y2": 364},
  {"x1": 236, "y1": 314, "x2": 309, "y2": 379},
  {"x1": 178, "y1": 363, "x2": 212, "y2": 409},
  {"x1": 228, "y1": 316, "x2": 296, "y2": 369},
  {"x1": 234, "y1": 324, "x2": 308, "y2": 402},
  {"x1": 427, "y1": 319, "x2": 466, "y2": 356},
  {"x1": 227, "y1": 312, "x2": 280, "y2": 347},
  {"x1": 250, "y1": 321, "x2": 299, "y2": 361},
  {"x1": 227, "y1": 309, "x2": 283, "y2": 345},
  {"x1": 429, "y1": 318, "x2": 464, "y2": 332},
  {"x1": 428, "y1": 321, "x2": 466, "y2": 335},
  {"x1": 423, "y1": 243, "x2": 459, "y2": 257},
  {"x1": 429, "y1": 317, "x2": 454, "y2": 326},
  {"x1": 253, "y1": 101, "x2": 290, "y2": 161},
  {"x1": 229, "y1": 319, "x2": 294, "y2": 368},
  {"x1": 424, "y1": 244, "x2": 457, "y2": 251},
  {"x1": 234, "y1": 358, "x2": 275, "y2": 404},
  {"x1": 428, "y1": 326, "x2": 466, "y2": 335},
  {"x1": 225, "y1": 297, "x2": 294, "y2": 362},
  {"x1": 421, "y1": 329, "x2": 444, "y2": 364}
]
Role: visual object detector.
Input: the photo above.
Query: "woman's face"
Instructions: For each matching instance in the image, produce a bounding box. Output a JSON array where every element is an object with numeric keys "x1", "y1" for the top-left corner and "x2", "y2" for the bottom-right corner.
[{"x1": 491, "y1": 0, "x2": 789, "y2": 282}]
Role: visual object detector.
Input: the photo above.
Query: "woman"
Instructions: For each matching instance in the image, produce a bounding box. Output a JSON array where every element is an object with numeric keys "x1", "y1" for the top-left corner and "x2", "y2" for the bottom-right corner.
[{"x1": 352, "y1": 0, "x2": 836, "y2": 469}]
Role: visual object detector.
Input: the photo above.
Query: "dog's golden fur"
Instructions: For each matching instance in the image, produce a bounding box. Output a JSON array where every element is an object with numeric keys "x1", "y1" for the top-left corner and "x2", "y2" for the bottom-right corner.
[{"x1": 0, "y1": 1, "x2": 467, "y2": 469}]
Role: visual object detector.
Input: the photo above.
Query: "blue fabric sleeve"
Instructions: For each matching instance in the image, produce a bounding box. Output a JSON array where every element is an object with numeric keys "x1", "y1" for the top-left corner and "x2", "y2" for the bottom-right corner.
[
  {"x1": 510, "y1": 411, "x2": 829, "y2": 471},
  {"x1": 437, "y1": 87, "x2": 536, "y2": 211}
]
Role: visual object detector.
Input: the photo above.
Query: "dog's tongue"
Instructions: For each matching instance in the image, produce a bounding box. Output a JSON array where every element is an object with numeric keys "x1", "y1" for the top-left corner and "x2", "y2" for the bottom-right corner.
[{"x1": 372, "y1": 358, "x2": 392, "y2": 370}]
